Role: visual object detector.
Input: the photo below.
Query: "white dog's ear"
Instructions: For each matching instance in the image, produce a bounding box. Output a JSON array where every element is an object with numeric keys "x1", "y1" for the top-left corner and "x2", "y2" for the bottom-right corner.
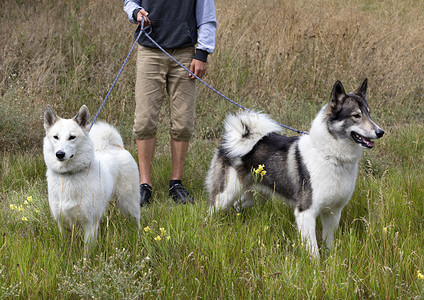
[
  {"x1": 44, "y1": 105, "x2": 58, "y2": 132},
  {"x1": 74, "y1": 105, "x2": 91, "y2": 131},
  {"x1": 330, "y1": 80, "x2": 346, "y2": 113},
  {"x1": 354, "y1": 78, "x2": 368, "y2": 98}
]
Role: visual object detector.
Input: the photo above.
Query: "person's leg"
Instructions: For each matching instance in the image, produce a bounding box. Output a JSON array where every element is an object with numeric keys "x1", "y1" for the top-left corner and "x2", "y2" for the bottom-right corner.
[
  {"x1": 134, "y1": 46, "x2": 167, "y2": 205},
  {"x1": 168, "y1": 138, "x2": 193, "y2": 203},
  {"x1": 137, "y1": 138, "x2": 155, "y2": 206},
  {"x1": 170, "y1": 138, "x2": 189, "y2": 181},
  {"x1": 136, "y1": 138, "x2": 156, "y2": 185},
  {"x1": 167, "y1": 47, "x2": 196, "y2": 203},
  {"x1": 168, "y1": 138, "x2": 194, "y2": 204}
]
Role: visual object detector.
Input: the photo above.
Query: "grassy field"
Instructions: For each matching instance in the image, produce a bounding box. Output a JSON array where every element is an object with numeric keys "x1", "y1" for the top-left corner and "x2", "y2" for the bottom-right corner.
[{"x1": 1, "y1": 0, "x2": 424, "y2": 298}]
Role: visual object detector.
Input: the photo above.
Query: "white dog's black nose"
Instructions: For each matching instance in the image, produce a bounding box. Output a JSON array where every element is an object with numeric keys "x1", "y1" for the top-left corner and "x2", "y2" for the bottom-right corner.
[{"x1": 56, "y1": 151, "x2": 66, "y2": 160}]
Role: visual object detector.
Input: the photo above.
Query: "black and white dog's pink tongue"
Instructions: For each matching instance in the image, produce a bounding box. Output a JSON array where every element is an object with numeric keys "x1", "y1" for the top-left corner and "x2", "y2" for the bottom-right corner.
[
  {"x1": 362, "y1": 137, "x2": 374, "y2": 148},
  {"x1": 366, "y1": 139, "x2": 374, "y2": 148},
  {"x1": 355, "y1": 133, "x2": 375, "y2": 148}
]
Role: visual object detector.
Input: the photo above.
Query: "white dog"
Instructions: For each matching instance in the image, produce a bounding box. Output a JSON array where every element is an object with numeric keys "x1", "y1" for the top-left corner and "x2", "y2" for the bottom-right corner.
[{"x1": 43, "y1": 105, "x2": 140, "y2": 254}]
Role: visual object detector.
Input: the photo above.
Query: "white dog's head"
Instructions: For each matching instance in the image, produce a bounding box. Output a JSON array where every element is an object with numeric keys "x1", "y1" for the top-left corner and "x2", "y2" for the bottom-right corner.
[{"x1": 43, "y1": 105, "x2": 93, "y2": 173}]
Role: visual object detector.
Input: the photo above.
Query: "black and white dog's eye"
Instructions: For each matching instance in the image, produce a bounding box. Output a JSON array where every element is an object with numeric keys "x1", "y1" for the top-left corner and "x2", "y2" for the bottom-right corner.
[
  {"x1": 69, "y1": 136, "x2": 76, "y2": 140},
  {"x1": 353, "y1": 114, "x2": 361, "y2": 119}
]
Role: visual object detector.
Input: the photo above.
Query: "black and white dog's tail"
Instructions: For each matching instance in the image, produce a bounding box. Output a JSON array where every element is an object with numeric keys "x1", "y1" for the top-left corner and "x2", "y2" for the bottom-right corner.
[
  {"x1": 221, "y1": 111, "x2": 282, "y2": 158},
  {"x1": 205, "y1": 110, "x2": 282, "y2": 210}
]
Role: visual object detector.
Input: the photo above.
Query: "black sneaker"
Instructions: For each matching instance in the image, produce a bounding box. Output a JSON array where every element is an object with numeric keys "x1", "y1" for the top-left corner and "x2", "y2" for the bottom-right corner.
[
  {"x1": 139, "y1": 183, "x2": 152, "y2": 206},
  {"x1": 169, "y1": 183, "x2": 194, "y2": 204}
]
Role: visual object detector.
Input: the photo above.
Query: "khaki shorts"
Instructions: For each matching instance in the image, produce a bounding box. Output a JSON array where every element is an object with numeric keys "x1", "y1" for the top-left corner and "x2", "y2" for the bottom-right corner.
[{"x1": 134, "y1": 45, "x2": 196, "y2": 141}]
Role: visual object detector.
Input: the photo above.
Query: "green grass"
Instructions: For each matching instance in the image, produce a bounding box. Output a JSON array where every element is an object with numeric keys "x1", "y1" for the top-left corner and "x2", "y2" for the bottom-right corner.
[
  {"x1": 1, "y1": 124, "x2": 423, "y2": 298},
  {"x1": 1, "y1": 0, "x2": 424, "y2": 298}
]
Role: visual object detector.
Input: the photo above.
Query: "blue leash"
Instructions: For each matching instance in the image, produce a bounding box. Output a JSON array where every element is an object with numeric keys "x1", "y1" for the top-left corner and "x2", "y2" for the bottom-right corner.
[
  {"x1": 90, "y1": 20, "x2": 307, "y2": 135},
  {"x1": 89, "y1": 28, "x2": 145, "y2": 131}
]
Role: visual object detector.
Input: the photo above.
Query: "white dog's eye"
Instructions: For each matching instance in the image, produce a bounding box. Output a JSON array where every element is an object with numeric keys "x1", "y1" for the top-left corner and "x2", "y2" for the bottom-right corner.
[
  {"x1": 53, "y1": 135, "x2": 59, "y2": 140},
  {"x1": 69, "y1": 135, "x2": 76, "y2": 140}
]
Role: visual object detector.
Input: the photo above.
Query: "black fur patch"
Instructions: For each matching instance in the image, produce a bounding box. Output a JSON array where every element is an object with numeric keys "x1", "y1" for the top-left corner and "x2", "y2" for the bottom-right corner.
[
  {"x1": 241, "y1": 133, "x2": 311, "y2": 205},
  {"x1": 294, "y1": 145, "x2": 312, "y2": 212},
  {"x1": 241, "y1": 123, "x2": 250, "y2": 138}
]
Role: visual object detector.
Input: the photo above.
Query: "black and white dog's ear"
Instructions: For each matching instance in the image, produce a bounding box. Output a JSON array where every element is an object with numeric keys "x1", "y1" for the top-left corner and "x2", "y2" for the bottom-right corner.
[
  {"x1": 354, "y1": 78, "x2": 368, "y2": 98},
  {"x1": 44, "y1": 105, "x2": 58, "y2": 132},
  {"x1": 330, "y1": 80, "x2": 346, "y2": 113},
  {"x1": 73, "y1": 105, "x2": 91, "y2": 131}
]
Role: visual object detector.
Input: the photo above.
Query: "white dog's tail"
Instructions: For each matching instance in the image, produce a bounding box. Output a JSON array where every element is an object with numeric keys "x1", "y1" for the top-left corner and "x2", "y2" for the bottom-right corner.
[
  {"x1": 89, "y1": 121, "x2": 124, "y2": 151},
  {"x1": 221, "y1": 111, "x2": 282, "y2": 158}
]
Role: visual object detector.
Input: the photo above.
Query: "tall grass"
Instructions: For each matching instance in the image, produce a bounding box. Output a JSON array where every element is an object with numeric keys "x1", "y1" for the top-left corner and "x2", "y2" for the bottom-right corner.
[{"x1": 1, "y1": 0, "x2": 423, "y2": 298}]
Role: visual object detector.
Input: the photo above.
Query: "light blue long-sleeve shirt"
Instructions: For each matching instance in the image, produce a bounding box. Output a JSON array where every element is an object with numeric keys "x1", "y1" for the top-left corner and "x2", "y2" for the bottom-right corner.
[{"x1": 123, "y1": 0, "x2": 217, "y2": 55}]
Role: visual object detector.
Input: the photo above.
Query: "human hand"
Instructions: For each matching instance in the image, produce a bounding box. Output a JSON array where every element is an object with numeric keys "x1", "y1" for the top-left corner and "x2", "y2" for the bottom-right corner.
[
  {"x1": 137, "y1": 9, "x2": 150, "y2": 27},
  {"x1": 189, "y1": 59, "x2": 207, "y2": 79}
]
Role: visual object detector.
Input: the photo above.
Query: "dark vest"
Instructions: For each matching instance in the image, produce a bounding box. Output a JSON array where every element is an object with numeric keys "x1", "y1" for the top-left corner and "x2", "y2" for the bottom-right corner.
[{"x1": 135, "y1": 0, "x2": 197, "y2": 49}]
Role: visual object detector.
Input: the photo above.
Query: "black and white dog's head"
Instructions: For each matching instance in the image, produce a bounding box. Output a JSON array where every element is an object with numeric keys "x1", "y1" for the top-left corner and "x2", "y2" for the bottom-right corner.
[{"x1": 326, "y1": 79, "x2": 384, "y2": 149}]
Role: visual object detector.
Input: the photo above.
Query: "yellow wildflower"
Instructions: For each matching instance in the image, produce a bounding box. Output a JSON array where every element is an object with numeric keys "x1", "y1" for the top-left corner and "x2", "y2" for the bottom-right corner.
[
  {"x1": 159, "y1": 227, "x2": 166, "y2": 235},
  {"x1": 154, "y1": 235, "x2": 161, "y2": 241},
  {"x1": 383, "y1": 227, "x2": 388, "y2": 233},
  {"x1": 18, "y1": 205, "x2": 24, "y2": 212},
  {"x1": 10, "y1": 204, "x2": 17, "y2": 210},
  {"x1": 166, "y1": 236, "x2": 171, "y2": 240},
  {"x1": 143, "y1": 226, "x2": 151, "y2": 233},
  {"x1": 253, "y1": 164, "x2": 263, "y2": 174},
  {"x1": 27, "y1": 196, "x2": 33, "y2": 202},
  {"x1": 22, "y1": 216, "x2": 28, "y2": 221},
  {"x1": 418, "y1": 270, "x2": 424, "y2": 280},
  {"x1": 264, "y1": 226, "x2": 269, "y2": 231},
  {"x1": 236, "y1": 213, "x2": 241, "y2": 217},
  {"x1": 253, "y1": 164, "x2": 267, "y2": 178},
  {"x1": 24, "y1": 201, "x2": 29, "y2": 205}
]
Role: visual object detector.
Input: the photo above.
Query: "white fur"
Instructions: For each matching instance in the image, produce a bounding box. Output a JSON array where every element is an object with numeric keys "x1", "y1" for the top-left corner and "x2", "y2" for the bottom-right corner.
[
  {"x1": 222, "y1": 111, "x2": 282, "y2": 158},
  {"x1": 292, "y1": 107, "x2": 363, "y2": 257},
  {"x1": 207, "y1": 165, "x2": 243, "y2": 216},
  {"x1": 43, "y1": 106, "x2": 140, "y2": 255}
]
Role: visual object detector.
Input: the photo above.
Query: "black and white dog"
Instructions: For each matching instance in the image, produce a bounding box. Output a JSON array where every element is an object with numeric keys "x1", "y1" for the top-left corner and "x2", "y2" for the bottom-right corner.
[{"x1": 206, "y1": 79, "x2": 384, "y2": 258}]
